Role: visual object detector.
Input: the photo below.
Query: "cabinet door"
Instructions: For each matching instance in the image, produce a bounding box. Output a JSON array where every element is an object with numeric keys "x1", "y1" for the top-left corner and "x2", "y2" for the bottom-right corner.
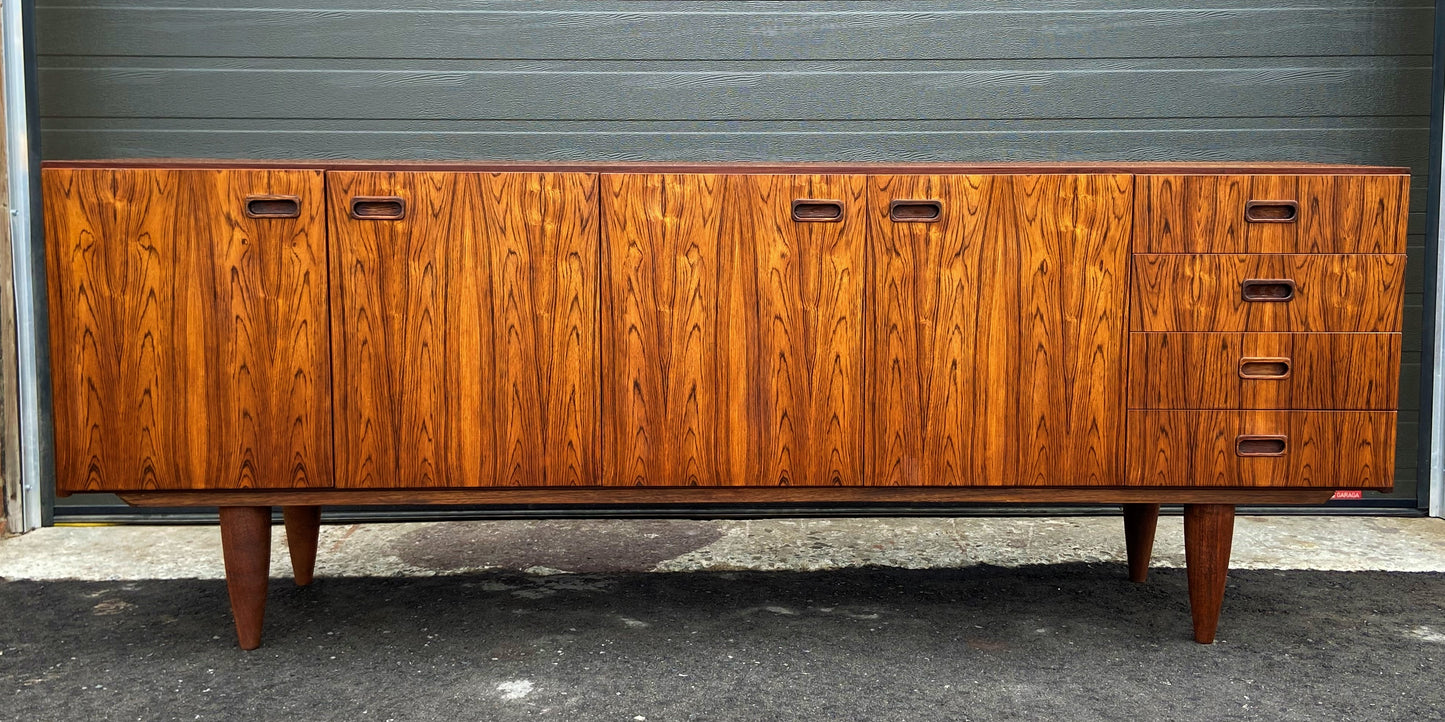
[
  {"x1": 45, "y1": 168, "x2": 331, "y2": 491},
  {"x1": 869, "y1": 174, "x2": 1132, "y2": 486},
  {"x1": 330, "y1": 171, "x2": 598, "y2": 487},
  {"x1": 602, "y1": 174, "x2": 867, "y2": 486}
]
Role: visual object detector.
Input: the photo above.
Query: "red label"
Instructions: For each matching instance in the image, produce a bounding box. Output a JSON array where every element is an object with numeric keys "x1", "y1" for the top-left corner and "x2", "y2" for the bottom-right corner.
[{"x1": 1331, "y1": 490, "x2": 1364, "y2": 500}]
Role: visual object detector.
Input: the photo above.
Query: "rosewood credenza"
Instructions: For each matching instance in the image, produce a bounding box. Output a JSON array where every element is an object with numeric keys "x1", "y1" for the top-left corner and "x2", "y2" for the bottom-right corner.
[{"x1": 42, "y1": 161, "x2": 1408, "y2": 649}]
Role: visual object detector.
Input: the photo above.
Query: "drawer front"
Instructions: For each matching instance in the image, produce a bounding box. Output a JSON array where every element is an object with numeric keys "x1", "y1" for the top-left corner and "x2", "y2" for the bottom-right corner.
[
  {"x1": 1131, "y1": 254, "x2": 1405, "y2": 332},
  {"x1": 1136, "y1": 174, "x2": 1408, "y2": 254},
  {"x1": 45, "y1": 168, "x2": 333, "y2": 491},
  {"x1": 1128, "y1": 333, "x2": 1400, "y2": 410},
  {"x1": 1127, "y1": 410, "x2": 1395, "y2": 488}
]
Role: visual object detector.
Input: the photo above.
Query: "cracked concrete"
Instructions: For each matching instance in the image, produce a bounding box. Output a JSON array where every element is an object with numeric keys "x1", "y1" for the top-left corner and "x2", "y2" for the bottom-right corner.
[{"x1": 1, "y1": 515, "x2": 1442, "y2": 580}]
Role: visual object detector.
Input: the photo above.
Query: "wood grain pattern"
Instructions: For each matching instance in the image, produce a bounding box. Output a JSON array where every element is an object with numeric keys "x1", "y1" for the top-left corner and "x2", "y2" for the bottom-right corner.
[
  {"x1": 330, "y1": 171, "x2": 598, "y2": 487},
  {"x1": 1128, "y1": 333, "x2": 1401, "y2": 410},
  {"x1": 601, "y1": 173, "x2": 866, "y2": 486},
  {"x1": 868, "y1": 174, "x2": 1133, "y2": 486},
  {"x1": 1136, "y1": 174, "x2": 1409, "y2": 254},
  {"x1": 1130, "y1": 254, "x2": 1406, "y2": 332},
  {"x1": 44, "y1": 168, "x2": 331, "y2": 491},
  {"x1": 1297, "y1": 175, "x2": 1411, "y2": 254},
  {"x1": 117, "y1": 486, "x2": 1337, "y2": 508},
  {"x1": 1126, "y1": 410, "x2": 1395, "y2": 488},
  {"x1": 47, "y1": 163, "x2": 1408, "y2": 498}
]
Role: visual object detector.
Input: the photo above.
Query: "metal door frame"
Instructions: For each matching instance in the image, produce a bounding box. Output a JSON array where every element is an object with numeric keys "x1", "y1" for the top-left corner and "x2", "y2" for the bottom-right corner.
[
  {"x1": 1423, "y1": 0, "x2": 1445, "y2": 517},
  {"x1": 3, "y1": 0, "x2": 47, "y2": 533}
]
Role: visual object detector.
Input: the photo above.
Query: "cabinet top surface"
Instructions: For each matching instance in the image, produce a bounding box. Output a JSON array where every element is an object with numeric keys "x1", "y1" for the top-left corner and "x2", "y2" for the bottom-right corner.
[{"x1": 41, "y1": 159, "x2": 1411, "y2": 176}]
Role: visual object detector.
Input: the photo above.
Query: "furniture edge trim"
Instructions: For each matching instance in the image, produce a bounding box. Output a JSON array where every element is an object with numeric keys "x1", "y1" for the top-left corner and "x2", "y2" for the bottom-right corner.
[
  {"x1": 116, "y1": 487, "x2": 1339, "y2": 507},
  {"x1": 41, "y1": 160, "x2": 1412, "y2": 176}
]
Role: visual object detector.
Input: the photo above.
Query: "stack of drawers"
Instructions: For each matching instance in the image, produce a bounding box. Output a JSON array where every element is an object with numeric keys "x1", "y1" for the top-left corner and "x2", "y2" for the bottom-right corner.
[{"x1": 1127, "y1": 174, "x2": 1408, "y2": 488}]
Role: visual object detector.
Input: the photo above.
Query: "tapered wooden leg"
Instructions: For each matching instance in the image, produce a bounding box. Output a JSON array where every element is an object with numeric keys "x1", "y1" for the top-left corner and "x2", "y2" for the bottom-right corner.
[
  {"x1": 282, "y1": 506, "x2": 322, "y2": 586},
  {"x1": 219, "y1": 506, "x2": 271, "y2": 650},
  {"x1": 1184, "y1": 504, "x2": 1235, "y2": 644},
  {"x1": 1123, "y1": 503, "x2": 1160, "y2": 583}
]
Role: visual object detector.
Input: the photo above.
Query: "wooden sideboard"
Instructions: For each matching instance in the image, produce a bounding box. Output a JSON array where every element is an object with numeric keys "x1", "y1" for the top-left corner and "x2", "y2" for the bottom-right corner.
[{"x1": 42, "y1": 160, "x2": 1408, "y2": 649}]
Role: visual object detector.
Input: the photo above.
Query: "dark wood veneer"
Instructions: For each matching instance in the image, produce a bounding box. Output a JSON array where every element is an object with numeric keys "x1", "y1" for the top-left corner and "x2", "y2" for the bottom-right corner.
[
  {"x1": 1128, "y1": 333, "x2": 1400, "y2": 410},
  {"x1": 45, "y1": 161, "x2": 1407, "y2": 649},
  {"x1": 45, "y1": 168, "x2": 332, "y2": 491},
  {"x1": 120, "y1": 486, "x2": 1336, "y2": 507},
  {"x1": 329, "y1": 171, "x2": 599, "y2": 489},
  {"x1": 1136, "y1": 174, "x2": 1409, "y2": 254},
  {"x1": 1131, "y1": 254, "x2": 1407, "y2": 333},
  {"x1": 1127, "y1": 410, "x2": 1396, "y2": 489},
  {"x1": 601, "y1": 173, "x2": 866, "y2": 487},
  {"x1": 867, "y1": 173, "x2": 1132, "y2": 487}
]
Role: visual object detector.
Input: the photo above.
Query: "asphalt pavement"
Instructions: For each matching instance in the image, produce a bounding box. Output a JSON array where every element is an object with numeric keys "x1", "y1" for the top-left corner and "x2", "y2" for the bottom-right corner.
[{"x1": 3, "y1": 516, "x2": 1444, "y2": 721}]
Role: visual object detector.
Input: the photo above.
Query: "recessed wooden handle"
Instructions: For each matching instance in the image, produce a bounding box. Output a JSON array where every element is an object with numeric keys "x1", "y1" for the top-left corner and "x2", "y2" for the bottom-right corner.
[
  {"x1": 791, "y1": 199, "x2": 844, "y2": 222},
  {"x1": 1236, "y1": 435, "x2": 1287, "y2": 457},
  {"x1": 243, "y1": 195, "x2": 300, "y2": 219},
  {"x1": 1239, "y1": 357, "x2": 1291, "y2": 380},
  {"x1": 1244, "y1": 200, "x2": 1299, "y2": 223},
  {"x1": 1240, "y1": 278, "x2": 1296, "y2": 302},
  {"x1": 889, "y1": 199, "x2": 942, "y2": 223},
  {"x1": 350, "y1": 196, "x2": 406, "y2": 220}
]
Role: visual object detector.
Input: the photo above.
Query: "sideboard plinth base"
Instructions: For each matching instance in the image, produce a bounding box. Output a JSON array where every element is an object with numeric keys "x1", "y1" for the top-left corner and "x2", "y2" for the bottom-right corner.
[{"x1": 118, "y1": 487, "x2": 1337, "y2": 507}]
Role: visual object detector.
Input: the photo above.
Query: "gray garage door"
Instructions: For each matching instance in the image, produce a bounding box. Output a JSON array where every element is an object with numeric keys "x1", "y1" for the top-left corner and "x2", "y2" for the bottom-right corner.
[{"x1": 35, "y1": 0, "x2": 1433, "y2": 513}]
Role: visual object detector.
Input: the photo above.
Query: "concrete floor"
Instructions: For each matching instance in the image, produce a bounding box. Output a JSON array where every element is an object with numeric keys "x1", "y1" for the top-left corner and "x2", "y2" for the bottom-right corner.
[
  {"x1": 4, "y1": 515, "x2": 1445, "y2": 722},
  {"x1": 2, "y1": 514, "x2": 1444, "y2": 580}
]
